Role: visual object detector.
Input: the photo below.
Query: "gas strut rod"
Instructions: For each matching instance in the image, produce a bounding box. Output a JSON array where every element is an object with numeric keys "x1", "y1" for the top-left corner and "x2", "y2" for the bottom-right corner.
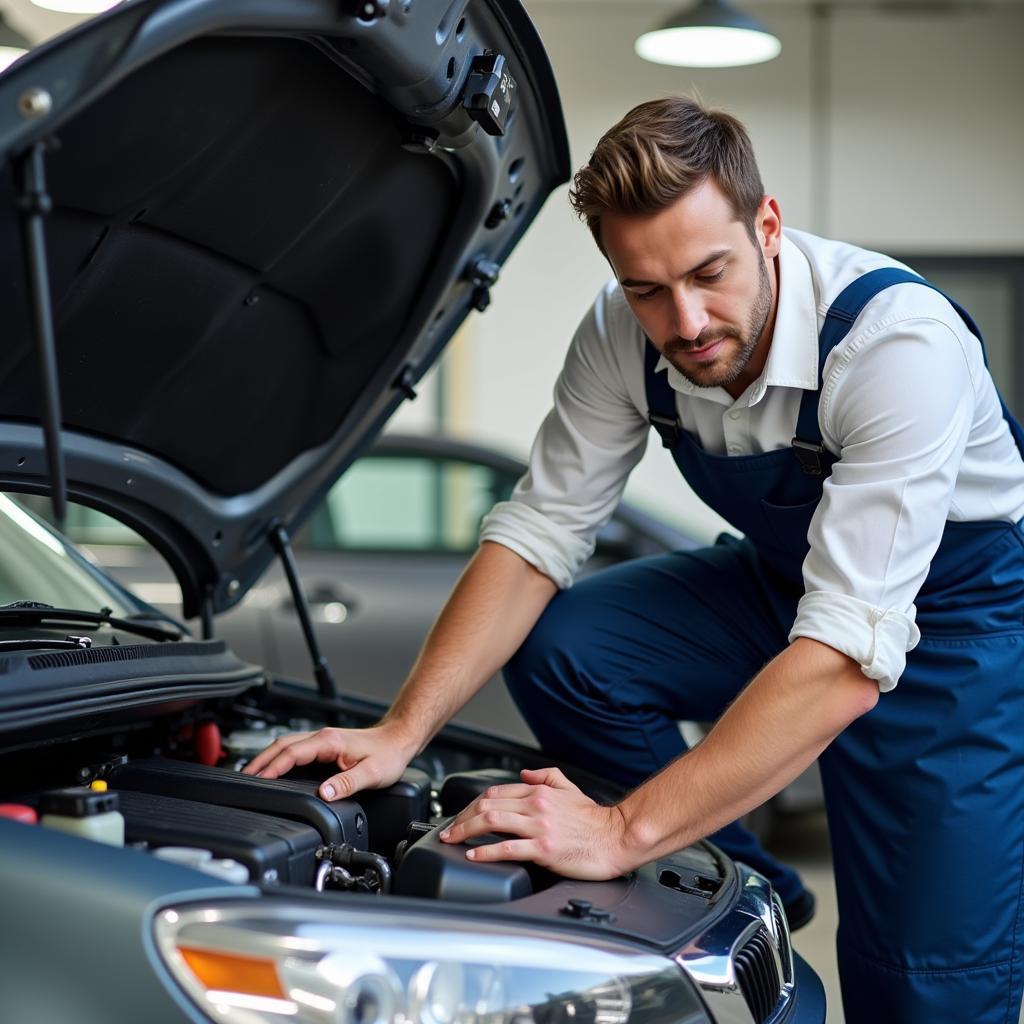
[
  {"x1": 269, "y1": 522, "x2": 339, "y2": 706},
  {"x1": 199, "y1": 586, "x2": 215, "y2": 641},
  {"x1": 18, "y1": 140, "x2": 67, "y2": 527}
]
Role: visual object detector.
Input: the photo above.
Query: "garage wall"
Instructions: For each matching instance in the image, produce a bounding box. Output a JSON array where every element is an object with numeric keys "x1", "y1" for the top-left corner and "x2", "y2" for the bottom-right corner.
[{"x1": 392, "y1": 0, "x2": 1024, "y2": 541}]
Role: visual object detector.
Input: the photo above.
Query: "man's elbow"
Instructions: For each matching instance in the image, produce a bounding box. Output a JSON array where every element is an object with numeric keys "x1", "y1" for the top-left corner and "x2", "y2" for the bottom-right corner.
[
  {"x1": 792, "y1": 636, "x2": 880, "y2": 726},
  {"x1": 849, "y1": 672, "x2": 880, "y2": 719}
]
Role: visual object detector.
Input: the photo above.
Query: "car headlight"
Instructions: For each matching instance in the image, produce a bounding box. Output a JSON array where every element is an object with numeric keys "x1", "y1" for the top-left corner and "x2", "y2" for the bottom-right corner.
[{"x1": 153, "y1": 901, "x2": 710, "y2": 1024}]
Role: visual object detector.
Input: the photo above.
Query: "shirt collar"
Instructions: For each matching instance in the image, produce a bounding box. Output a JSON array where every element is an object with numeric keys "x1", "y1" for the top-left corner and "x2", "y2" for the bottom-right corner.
[{"x1": 655, "y1": 231, "x2": 820, "y2": 407}]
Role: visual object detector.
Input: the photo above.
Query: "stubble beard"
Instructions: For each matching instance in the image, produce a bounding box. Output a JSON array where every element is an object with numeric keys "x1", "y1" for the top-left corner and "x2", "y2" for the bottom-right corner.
[{"x1": 663, "y1": 255, "x2": 774, "y2": 391}]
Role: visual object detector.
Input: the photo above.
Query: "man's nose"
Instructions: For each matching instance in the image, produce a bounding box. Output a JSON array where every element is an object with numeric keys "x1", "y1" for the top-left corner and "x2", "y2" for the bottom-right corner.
[{"x1": 671, "y1": 289, "x2": 710, "y2": 341}]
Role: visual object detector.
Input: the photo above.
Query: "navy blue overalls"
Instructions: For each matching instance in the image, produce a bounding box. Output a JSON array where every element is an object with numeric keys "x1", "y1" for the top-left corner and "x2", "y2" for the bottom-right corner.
[{"x1": 505, "y1": 269, "x2": 1024, "y2": 1022}]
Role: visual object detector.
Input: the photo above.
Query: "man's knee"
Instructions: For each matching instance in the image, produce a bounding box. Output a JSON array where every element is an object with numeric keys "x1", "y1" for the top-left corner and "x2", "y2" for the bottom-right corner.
[
  {"x1": 504, "y1": 592, "x2": 596, "y2": 705},
  {"x1": 506, "y1": 599, "x2": 563, "y2": 693}
]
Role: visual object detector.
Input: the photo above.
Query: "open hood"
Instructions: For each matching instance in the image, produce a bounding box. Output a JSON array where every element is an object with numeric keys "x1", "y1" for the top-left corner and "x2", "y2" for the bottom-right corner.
[{"x1": 0, "y1": 0, "x2": 569, "y2": 617}]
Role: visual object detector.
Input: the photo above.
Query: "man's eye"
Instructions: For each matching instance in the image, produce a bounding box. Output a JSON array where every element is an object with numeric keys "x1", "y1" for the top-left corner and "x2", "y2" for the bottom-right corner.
[
  {"x1": 696, "y1": 269, "x2": 725, "y2": 284},
  {"x1": 634, "y1": 288, "x2": 660, "y2": 302}
]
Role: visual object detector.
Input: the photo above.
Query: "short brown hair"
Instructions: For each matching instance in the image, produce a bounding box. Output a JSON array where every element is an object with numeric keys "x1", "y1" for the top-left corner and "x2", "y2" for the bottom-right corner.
[{"x1": 568, "y1": 96, "x2": 764, "y2": 251}]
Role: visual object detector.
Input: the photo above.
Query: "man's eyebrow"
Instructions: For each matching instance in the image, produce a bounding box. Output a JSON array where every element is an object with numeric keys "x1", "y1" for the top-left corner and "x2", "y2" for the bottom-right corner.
[{"x1": 620, "y1": 249, "x2": 732, "y2": 289}]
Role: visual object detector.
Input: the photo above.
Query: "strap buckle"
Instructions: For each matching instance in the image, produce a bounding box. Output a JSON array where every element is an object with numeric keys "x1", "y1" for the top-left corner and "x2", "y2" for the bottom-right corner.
[
  {"x1": 649, "y1": 412, "x2": 680, "y2": 449},
  {"x1": 791, "y1": 436, "x2": 826, "y2": 476}
]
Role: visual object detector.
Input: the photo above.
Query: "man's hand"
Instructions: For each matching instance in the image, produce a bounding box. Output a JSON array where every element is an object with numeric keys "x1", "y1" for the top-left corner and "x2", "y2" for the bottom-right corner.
[
  {"x1": 438, "y1": 767, "x2": 631, "y2": 880},
  {"x1": 241, "y1": 722, "x2": 419, "y2": 802}
]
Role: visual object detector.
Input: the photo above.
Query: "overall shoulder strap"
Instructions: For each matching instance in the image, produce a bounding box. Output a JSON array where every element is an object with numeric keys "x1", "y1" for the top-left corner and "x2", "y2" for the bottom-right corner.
[
  {"x1": 791, "y1": 266, "x2": 974, "y2": 473},
  {"x1": 644, "y1": 338, "x2": 681, "y2": 449}
]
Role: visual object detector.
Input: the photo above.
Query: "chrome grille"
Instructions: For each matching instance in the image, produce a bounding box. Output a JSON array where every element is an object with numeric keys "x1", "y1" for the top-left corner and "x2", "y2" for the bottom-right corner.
[
  {"x1": 674, "y1": 866, "x2": 796, "y2": 1024},
  {"x1": 771, "y1": 898, "x2": 793, "y2": 984},
  {"x1": 734, "y1": 927, "x2": 781, "y2": 1024}
]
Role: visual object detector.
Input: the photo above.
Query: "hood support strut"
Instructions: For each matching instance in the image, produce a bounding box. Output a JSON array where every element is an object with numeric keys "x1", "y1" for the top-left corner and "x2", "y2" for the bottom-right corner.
[
  {"x1": 269, "y1": 522, "x2": 339, "y2": 712},
  {"x1": 18, "y1": 140, "x2": 67, "y2": 528}
]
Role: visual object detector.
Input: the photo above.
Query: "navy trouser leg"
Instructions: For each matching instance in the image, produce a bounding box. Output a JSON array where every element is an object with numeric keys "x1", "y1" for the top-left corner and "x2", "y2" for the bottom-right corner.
[
  {"x1": 504, "y1": 537, "x2": 807, "y2": 905},
  {"x1": 822, "y1": 630, "x2": 1024, "y2": 1023}
]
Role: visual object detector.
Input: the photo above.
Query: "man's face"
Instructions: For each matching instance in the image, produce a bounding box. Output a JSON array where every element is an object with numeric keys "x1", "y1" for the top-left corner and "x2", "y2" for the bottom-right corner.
[{"x1": 602, "y1": 178, "x2": 781, "y2": 398}]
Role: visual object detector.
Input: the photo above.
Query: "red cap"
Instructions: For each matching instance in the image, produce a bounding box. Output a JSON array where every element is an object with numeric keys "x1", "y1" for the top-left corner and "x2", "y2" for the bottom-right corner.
[
  {"x1": 0, "y1": 804, "x2": 38, "y2": 825},
  {"x1": 195, "y1": 720, "x2": 224, "y2": 766}
]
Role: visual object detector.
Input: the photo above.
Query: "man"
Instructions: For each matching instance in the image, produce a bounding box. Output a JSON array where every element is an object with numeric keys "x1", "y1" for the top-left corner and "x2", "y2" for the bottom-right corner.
[{"x1": 245, "y1": 98, "x2": 1024, "y2": 1022}]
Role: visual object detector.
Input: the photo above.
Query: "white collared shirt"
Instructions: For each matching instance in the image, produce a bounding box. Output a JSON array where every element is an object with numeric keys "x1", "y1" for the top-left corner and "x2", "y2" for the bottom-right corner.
[{"x1": 479, "y1": 229, "x2": 1024, "y2": 692}]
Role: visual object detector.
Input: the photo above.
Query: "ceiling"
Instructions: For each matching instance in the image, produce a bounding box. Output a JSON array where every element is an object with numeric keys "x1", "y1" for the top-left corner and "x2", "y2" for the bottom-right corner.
[{"x1": 3, "y1": 0, "x2": 1019, "y2": 51}]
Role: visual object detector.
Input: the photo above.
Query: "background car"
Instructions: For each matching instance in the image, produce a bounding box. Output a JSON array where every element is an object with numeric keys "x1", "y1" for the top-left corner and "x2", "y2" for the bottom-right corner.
[{"x1": 22, "y1": 432, "x2": 698, "y2": 745}]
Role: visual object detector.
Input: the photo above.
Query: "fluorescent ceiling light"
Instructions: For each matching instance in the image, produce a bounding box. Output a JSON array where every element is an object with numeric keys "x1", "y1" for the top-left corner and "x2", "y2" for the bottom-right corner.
[
  {"x1": 636, "y1": 0, "x2": 782, "y2": 68},
  {"x1": 0, "y1": 11, "x2": 30, "y2": 72},
  {"x1": 30, "y1": 0, "x2": 121, "y2": 12}
]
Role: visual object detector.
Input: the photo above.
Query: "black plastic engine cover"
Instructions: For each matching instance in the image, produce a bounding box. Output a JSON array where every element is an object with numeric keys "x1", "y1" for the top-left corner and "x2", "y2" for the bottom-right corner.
[
  {"x1": 394, "y1": 820, "x2": 532, "y2": 903},
  {"x1": 117, "y1": 789, "x2": 321, "y2": 885},
  {"x1": 354, "y1": 768, "x2": 432, "y2": 858},
  {"x1": 108, "y1": 758, "x2": 366, "y2": 848},
  {"x1": 283, "y1": 764, "x2": 432, "y2": 858},
  {"x1": 439, "y1": 768, "x2": 519, "y2": 817}
]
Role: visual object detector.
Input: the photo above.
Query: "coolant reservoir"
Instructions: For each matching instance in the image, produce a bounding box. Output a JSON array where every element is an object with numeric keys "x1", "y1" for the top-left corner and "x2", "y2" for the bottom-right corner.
[
  {"x1": 39, "y1": 784, "x2": 125, "y2": 846},
  {"x1": 152, "y1": 846, "x2": 250, "y2": 883}
]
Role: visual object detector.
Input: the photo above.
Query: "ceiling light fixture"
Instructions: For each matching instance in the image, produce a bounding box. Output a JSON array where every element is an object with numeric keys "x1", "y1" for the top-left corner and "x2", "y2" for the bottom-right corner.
[
  {"x1": 0, "y1": 11, "x2": 30, "y2": 73},
  {"x1": 30, "y1": 0, "x2": 121, "y2": 14},
  {"x1": 635, "y1": 0, "x2": 782, "y2": 68}
]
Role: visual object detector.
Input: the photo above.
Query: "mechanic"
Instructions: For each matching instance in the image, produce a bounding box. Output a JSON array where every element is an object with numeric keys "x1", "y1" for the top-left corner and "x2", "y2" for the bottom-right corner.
[{"x1": 245, "y1": 97, "x2": 1024, "y2": 1022}]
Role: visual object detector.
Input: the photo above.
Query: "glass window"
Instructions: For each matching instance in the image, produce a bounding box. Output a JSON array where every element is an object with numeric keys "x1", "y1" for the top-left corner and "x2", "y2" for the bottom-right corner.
[
  {"x1": 16, "y1": 495, "x2": 145, "y2": 546},
  {"x1": 308, "y1": 455, "x2": 517, "y2": 553},
  {"x1": 0, "y1": 494, "x2": 138, "y2": 614}
]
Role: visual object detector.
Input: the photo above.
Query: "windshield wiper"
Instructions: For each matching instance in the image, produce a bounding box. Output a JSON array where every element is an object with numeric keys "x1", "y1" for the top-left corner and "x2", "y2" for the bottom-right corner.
[
  {"x1": 0, "y1": 636, "x2": 93, "y2": 653},
  {"x1": 0, "y1": 602, "x2": 182, "y2": 642}
]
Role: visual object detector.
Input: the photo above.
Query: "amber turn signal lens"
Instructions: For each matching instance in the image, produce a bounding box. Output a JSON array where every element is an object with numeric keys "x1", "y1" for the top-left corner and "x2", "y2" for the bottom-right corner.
[{"x1": 178, "y1": 946, "x2": 285, "y2": 998}]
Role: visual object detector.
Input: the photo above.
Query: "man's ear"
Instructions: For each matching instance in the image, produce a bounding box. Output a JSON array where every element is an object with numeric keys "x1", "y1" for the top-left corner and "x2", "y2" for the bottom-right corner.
[{"x1": 757, "y1": 195, "x2": 783, "y2": 259}]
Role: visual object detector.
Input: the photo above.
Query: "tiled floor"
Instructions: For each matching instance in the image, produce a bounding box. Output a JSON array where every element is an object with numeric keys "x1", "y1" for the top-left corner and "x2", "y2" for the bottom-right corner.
[{"x1": 766, "y1": 811, "x2": 1024, "y2": 1023}]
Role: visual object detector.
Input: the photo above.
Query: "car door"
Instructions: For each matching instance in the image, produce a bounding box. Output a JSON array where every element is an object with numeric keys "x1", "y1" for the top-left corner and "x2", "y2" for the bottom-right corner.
[{"x1": 262, "y1": 447, "x2": 538, "y2": 745}]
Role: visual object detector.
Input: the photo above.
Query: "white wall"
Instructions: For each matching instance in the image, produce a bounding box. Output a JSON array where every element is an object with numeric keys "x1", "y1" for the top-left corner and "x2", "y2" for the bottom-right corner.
[{"x1": 393, "y1": 0, "x2": 1024, "y2": 541}]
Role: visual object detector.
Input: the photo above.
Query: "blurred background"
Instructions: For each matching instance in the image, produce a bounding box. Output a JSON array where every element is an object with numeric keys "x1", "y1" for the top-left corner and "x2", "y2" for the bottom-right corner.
[{"x1": 4, "y1": 2, "x2": 1023, "y2": 1016}]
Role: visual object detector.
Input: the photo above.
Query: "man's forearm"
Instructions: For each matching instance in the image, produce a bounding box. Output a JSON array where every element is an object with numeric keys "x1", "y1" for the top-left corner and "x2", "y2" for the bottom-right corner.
[
  {"x1": 380, "y1": 540, "x2": 558, "y2": 750},
  {"x1": 615, "y1": 637, "x2": 879, "y2": 869}
]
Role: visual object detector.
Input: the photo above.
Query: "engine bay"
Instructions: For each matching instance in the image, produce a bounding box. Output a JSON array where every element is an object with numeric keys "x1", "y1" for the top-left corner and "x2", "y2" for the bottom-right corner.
[{"x1": 0, "y1": 685, "x2": 735, "y2": 948}]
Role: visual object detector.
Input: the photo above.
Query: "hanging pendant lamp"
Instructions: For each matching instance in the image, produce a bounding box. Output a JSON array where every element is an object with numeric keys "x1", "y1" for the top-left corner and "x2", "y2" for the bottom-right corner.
[
  {"x1": 30, "y1": 0, "x2": 121, "y2": 13},
  {"x1": 636, "y1": 0, "x2": 782, "y2": 68}
]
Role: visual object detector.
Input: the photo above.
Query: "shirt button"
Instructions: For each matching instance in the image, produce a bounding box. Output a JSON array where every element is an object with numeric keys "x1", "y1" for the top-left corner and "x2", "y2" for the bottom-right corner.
[
  {"x1": 728, "y1": 409, "x2": 742, "y2": 420},
  {"x1": 727, "y1": 444, "x2": 742, "y2": 455}
]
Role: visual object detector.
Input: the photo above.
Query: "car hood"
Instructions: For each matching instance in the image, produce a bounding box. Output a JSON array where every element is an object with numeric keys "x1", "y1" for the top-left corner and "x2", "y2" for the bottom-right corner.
[{"x1": 0, "y1": 0, "x2": 569, "y2": 617}]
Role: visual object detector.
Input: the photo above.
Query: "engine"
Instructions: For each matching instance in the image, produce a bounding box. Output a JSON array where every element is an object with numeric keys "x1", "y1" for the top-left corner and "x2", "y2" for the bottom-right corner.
[{"x1": 17, "y1": 724, "x2": 553, "y2": 904}]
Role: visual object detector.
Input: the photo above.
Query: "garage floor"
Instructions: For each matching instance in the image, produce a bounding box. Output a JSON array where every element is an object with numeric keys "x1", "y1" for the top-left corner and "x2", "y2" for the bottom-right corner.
[{"x1": 770, "y1": 813, "x2": 1024, "y2": 1023}]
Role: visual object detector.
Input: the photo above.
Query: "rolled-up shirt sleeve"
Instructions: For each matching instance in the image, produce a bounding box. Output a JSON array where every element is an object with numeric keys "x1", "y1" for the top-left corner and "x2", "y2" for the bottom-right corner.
[
  {"x1": 480, "y1": 283, "x2": 650, "y2": 587},
  {"x1": 789, "y1": 308, "x2": 978, "y2": 691}
]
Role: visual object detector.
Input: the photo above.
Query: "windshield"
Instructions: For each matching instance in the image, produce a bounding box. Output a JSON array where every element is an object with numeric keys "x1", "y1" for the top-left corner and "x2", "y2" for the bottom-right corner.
[{"x1": 0, "y1": 494, "x2": 140, "y2": 616}]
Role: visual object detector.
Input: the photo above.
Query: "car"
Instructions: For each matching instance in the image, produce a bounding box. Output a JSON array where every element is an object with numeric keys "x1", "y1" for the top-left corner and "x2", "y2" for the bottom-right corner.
[
  {"x1": 22, "y1": 431, "x2": 700, "y2": 746},
  {"x1": 0, "y1": 1, "x2": 825, "y2": 1022}
]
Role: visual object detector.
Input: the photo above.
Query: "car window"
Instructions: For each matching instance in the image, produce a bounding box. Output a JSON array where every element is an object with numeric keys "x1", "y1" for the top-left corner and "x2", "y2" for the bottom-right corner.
[
  {"x1": 0, "y1": 494, "x2": 139, "y2": 615},
  {"x1": 17, "y1": 496, "x2": 143, "y2": 546},
  {"x1": 14, "y1": 495, "x2": 183, "y2": 611},
  {"x1": 307, "y1": 454, "x2": 518, "y2": 553}
]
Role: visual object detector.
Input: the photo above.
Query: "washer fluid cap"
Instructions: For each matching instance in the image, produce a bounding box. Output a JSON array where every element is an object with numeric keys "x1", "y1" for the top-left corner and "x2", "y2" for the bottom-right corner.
[{"x1": 153, "y1": 846, "x2": 214, "y2": 868}]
